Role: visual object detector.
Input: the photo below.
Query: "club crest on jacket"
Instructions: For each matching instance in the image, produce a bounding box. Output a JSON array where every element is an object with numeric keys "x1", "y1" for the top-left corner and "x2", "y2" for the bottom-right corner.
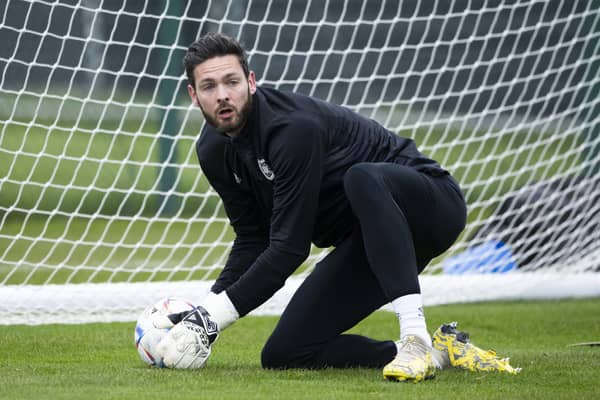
[{"x1": 257, "y1": 158, "x2": 275, "y2": 181}]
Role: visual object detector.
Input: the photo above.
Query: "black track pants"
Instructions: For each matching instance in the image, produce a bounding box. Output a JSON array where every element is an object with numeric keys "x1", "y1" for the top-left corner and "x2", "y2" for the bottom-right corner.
[{"x1": 261, "y1": 163, "x2": 467, "y2": 369}]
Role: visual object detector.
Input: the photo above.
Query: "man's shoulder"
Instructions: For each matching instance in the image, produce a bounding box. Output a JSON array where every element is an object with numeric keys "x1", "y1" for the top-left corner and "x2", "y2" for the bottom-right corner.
[
  {"x1": 258, "y1": 86, "x2": 331, "y2": 113},
  {"x1": 256, "y1": 87, "x2": 332, "y2": 132}
]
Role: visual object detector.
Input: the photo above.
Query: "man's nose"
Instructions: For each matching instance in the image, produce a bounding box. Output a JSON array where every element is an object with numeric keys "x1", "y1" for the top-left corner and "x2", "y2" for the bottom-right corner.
[{"x1": 216, "y1": 84, "x2": 229, "y2": 102}]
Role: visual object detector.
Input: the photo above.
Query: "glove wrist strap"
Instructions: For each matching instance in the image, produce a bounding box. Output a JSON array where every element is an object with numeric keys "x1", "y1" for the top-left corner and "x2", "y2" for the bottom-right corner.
[{"x1": 202, "y1": 291, "x2": 239, "y2": 331}]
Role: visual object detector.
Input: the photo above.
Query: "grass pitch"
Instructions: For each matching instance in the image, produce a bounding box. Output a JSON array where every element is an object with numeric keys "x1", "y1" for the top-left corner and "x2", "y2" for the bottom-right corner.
[{"x1": 1, "y1": 298, "x2": 599, "y2": 400}]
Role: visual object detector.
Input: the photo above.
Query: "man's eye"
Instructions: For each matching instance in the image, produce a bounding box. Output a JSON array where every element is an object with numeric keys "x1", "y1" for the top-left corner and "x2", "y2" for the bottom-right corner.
[{"x1": 227, "y1": 80, "x2": 239, "y2": 86}]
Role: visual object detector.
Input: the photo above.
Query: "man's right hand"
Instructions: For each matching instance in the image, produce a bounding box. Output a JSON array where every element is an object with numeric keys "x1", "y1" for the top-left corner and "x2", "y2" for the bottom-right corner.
[{"x1": 156, "y1": 306, "x2": 220, "y2": 369}]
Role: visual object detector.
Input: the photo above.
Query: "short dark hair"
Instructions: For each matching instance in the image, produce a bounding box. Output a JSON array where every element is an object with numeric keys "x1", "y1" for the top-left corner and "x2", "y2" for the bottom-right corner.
[{"x1": 184, "y1": 32, "x2": 249, "y2": 87}]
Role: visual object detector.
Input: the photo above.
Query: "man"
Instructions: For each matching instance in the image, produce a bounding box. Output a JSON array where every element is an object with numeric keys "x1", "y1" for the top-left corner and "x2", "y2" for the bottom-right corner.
[{"x1": 157, "y1": 32, "x2": 470, "y2": 382}]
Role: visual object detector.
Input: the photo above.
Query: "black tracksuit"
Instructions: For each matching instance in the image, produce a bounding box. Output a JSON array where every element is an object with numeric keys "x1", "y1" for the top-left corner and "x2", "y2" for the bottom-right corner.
[{"x1": 196, "y1": 86, "x2": 466, "y2": 369}]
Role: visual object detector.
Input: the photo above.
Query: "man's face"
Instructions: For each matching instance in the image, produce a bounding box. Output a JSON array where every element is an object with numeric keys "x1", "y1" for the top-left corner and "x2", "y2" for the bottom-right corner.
[{"x1": 188, "y1": 55, "x2": 256, "y2": 136}]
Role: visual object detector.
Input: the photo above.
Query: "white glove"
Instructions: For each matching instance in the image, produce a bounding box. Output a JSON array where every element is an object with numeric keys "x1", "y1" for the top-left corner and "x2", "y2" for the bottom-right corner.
[{"x1": 156, "y1": 306, "x2": 219, "y2": 369}]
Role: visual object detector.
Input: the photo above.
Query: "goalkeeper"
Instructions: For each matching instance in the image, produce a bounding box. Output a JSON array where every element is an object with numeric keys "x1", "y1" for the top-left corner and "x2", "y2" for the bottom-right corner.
[{"x1": 157, "y1": 32, "x2": 514, "y2": 382}]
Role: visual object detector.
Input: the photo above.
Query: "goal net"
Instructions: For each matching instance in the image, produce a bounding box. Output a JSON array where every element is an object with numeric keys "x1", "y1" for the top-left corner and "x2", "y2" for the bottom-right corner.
[{"x1": 1, "y1": 0, "x2": 599, "y2": 324}]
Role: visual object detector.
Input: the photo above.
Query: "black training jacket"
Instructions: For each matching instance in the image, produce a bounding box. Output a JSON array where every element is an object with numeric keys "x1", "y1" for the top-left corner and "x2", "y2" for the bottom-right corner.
[{"x1": 196, "y1": 86, "x2": 445, "y2": 316}]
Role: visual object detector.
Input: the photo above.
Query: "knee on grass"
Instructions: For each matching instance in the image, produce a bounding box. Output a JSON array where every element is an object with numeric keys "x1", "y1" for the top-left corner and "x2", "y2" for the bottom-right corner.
[{"x1": 261, "y1": 338, "x2": 316, "y2": 369}]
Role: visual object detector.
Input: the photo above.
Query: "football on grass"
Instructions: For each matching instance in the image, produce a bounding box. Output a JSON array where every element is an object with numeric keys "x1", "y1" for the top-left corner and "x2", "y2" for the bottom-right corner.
[{"x1": 134, "y1": 297, "x2": 195, "y2": 367}]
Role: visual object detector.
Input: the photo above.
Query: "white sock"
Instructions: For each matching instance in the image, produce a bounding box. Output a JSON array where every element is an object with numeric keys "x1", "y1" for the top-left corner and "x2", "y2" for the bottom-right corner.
[
  {"x1": 391, "y1": 293, "x2": 431, "y2": 348},
  {"x1": 201, "y1": 291, "x2": 239, "y2": 331}
]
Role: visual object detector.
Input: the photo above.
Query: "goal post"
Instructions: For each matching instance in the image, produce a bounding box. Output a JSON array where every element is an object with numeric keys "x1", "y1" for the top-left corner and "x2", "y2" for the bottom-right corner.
[{"x1": 1, "y1": 0, "x2": 599, "y2": 325}]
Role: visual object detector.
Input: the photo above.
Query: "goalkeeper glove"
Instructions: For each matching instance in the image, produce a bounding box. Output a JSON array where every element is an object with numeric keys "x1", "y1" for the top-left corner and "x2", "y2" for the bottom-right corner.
[
  {"x1": 154, "y1": 291, "x2": 239, "y2": 369},
  {"x1": 155, "y1": 306, "x2": 218, "y2": 369}
]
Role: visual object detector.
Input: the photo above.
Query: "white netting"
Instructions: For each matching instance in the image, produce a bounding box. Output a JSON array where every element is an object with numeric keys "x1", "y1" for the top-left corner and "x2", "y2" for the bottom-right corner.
[{"x1": 1, "y1": 0, "x2": 599, "y2": 324}]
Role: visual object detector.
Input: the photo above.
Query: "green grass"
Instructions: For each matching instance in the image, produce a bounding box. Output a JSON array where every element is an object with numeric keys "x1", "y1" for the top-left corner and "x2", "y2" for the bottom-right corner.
[{"x1": 1, "y1": 298, "x2": 599, "y2": 400}]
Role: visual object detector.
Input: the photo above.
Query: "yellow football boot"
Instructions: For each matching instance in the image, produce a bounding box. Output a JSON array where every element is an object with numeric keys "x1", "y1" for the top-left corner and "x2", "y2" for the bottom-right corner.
[
  {"x1": 383, "y1": 335, "x2": 436, "y2": 382},
  {"x1": 432, "y1": 321, "x2": 521, "y2": 374}
]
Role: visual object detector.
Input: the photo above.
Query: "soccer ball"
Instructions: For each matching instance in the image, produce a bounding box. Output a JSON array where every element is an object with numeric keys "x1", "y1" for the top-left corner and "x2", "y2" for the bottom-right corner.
[{"x1": 134, "y1": 296, "x2": 195, "y2": 367}]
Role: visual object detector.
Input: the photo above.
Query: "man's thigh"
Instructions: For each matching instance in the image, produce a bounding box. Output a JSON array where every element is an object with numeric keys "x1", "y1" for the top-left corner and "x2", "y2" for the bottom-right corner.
[{"x1": 375, "y1": 164, "x2": 466, "y2": 266}]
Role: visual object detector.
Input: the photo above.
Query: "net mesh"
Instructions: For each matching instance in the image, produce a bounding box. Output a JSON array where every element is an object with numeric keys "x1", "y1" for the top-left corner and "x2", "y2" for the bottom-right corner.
[{"x1": 1, "y1": 0, "x2": 599, "y2": 324}]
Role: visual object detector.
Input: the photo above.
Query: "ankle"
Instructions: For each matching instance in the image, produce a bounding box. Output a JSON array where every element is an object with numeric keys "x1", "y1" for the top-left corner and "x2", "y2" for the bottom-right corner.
[{"x1": 392, "y1": 294, "x2": 431, "y2": 347}]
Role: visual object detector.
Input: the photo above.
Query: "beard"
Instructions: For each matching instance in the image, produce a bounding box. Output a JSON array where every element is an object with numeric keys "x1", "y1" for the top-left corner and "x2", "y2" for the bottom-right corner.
[{"x1": 199, "y1": 88, "x2": 253, "y2": 136}]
